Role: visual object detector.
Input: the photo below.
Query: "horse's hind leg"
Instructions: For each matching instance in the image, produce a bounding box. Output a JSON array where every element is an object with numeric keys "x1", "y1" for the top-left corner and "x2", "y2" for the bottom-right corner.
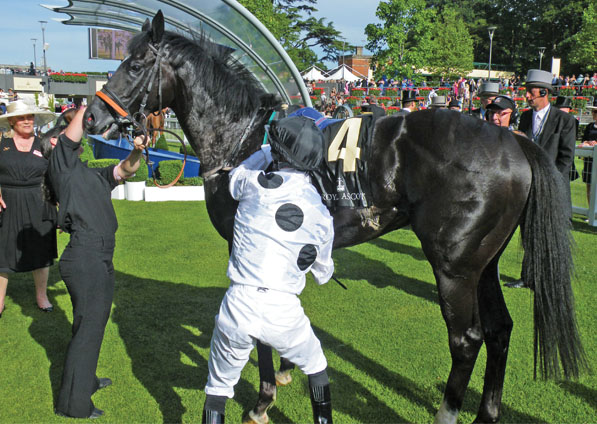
[
  {"x1": 243, "y1": 342, "x2": 277, "y2": 424},
  {"x1": 432, "y1": 269, "x2": 484, "y2": 424},
  {"x1": 475, "y1": 255, "x2": 513, "y2": 423},
  {"x1": 276, "y1": 357, "x2": 295, "y2": 386}
]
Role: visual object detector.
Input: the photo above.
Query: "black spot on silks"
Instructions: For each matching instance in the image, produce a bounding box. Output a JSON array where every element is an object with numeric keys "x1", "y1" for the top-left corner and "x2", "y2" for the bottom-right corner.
[
  {"x1": 258, "y1": 172, "x2": 283, "y2": 189},
  {"x1": 297, "y1": 244, "x2": 317, "y2": 270},
  {"x1": 275, "y1": 203, "x2": 304, "y2": 231}
]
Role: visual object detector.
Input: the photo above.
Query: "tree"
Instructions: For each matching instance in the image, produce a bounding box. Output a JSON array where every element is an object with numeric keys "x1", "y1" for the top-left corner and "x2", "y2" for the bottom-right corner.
[
  {"x1": 238, "y1": 0, "x2": 345, "y2": 71},
  {"x1": 364, "y1": 0, "x2": 436, "y2": 82},
  {"x1": 562, "y1": 1, "x2": 597, "y2": 72},
  {"x1": 427, "y1": 7, "x2": 474, "y2": 79}
]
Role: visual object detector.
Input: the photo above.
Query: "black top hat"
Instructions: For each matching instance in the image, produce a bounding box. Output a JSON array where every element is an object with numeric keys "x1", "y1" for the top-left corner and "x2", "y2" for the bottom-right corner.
[
  {"x1": 448, "y1": 99, "x2": 460, "y2": 109},
  {"x1": 553, "y1": 96, "x2": 572, "y2": 109},
  {"x1": 486, "y1": 95, "x2": 516, "y2": 111},
  {"x1": 401, "y1": 90, "x2": 417, "y2": 104}
]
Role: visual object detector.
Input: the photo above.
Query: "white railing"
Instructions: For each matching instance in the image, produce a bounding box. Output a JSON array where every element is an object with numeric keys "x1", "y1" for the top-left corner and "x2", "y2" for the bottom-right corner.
[{"x1": 572, "y1": 146, "x2": 597, "y2": 226}]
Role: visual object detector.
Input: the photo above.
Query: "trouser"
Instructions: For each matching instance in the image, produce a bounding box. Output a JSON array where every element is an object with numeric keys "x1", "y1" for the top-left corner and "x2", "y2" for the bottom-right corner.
[
  {"x1": 55, "y1": 232, "x2": 115, "y2": 418},
  {"x1": 205, "y1": 283, "x2": 327, "y2": 398}
]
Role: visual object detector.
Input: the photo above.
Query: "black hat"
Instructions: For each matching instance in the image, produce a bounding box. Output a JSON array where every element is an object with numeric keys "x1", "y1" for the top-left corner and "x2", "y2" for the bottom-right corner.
[
  {"x1": 267, "y1": 116, "x2": 324, "y2": 171},
  {"x1": 401, "y1": 90, "x2": 417, "y2": 104},
  {"x1": 448, "y1": 99, "x2": 460, "y2": 109},
  {"x1": 553, "y1": 96, "x2": 572, "y2": 109},
  {"x1": 486, "y1": 95, "x2": 516, "y2": 111}
]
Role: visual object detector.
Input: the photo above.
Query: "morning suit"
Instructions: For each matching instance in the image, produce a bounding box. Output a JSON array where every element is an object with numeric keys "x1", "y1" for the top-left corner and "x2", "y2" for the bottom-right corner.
[{"x1": 518, "y1": 105, "x2": 576, "y2": 179}]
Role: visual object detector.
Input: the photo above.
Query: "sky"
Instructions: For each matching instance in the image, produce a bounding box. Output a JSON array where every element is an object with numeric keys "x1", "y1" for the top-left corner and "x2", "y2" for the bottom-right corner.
[{"x1": 0, "y1": 1, "x2": 381, "y2": 73}]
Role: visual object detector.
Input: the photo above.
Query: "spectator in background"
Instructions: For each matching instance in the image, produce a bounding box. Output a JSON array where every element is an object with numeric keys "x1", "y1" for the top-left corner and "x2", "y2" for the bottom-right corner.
[
  {"x1": 400, "y1": 90, "x2": 418, "y2": 113},
  {"x1": 448, "y1": 98, "x2": 461, "y2": 111},
  {"x1": 507, "y1": 69, "x2": 576, "y2": 289},
  {"x1": 471, "y1": 82, "x2": 499, "y2": 120},
  {"x1": 579, "y1": 99, "x2": 597, "y2": 207},
  {"x1": 0, "y1": 100, "x2": 57, "y2": 318},
  {"x1": 486, "y1": 95, "x2": 518, "y2": 130}
]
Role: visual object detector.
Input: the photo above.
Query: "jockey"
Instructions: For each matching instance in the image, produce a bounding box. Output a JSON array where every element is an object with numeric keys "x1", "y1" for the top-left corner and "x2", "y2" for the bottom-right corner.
[{"x1": 202, "y1": 116, "x2": 335, "y2": 424}]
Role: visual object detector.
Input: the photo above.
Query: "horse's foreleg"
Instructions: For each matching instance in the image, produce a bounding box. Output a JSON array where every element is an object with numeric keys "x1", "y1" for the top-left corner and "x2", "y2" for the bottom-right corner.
[
  {"x1": 474, "y1": 257, "x2": 513, "y2": 423},
  {"x1": 433, "y1": 270, "x2": 484, "y2": 424},
  {"x1": 243, "y1": 341, "x2": 277, "y2": 424}
]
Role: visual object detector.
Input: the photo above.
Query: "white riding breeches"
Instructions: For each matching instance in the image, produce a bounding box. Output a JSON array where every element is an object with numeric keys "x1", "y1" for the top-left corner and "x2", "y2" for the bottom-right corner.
[{"x1": 205, "y1": 283, "x2": 327, "y2": 398}]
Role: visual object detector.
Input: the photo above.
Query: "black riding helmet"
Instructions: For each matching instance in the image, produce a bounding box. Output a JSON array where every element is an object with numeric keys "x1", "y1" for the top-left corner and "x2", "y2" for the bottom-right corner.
[{"x1": 266, "y1": 116, "x2": 325, "y2": 172}]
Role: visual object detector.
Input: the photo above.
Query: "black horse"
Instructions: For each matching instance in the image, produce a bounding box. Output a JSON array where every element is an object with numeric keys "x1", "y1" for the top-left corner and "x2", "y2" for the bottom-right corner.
[{"x1": 83, "y1": 12, "x2": 586, "y2": 424}]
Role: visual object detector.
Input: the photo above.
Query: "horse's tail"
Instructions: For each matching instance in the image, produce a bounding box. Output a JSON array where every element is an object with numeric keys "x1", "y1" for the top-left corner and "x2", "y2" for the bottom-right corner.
[{"x1": 515, "y1": 134, "x2": 588, "y2": 380}]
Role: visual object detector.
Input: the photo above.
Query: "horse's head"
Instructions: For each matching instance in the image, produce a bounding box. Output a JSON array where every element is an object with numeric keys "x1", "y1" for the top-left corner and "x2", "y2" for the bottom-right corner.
[{"x1": 85, "y1": 10, "x2": 175, "y2": 138}]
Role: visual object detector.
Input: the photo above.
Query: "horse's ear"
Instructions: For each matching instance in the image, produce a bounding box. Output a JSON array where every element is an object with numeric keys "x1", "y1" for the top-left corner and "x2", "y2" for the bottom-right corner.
[
  {"x1": 213, "y1": 43, "x2": 236, "y2": 58},
  {"x1": 142, "y1": 18, "x2": 151, "y2": 33},
  {"x1": 151, "y1": 10, "x2": 165, "y2": 44}
]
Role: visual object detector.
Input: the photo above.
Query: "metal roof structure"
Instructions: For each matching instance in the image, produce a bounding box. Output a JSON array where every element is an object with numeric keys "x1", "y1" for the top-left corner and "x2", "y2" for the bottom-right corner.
[{"x1": 42, "y1": 0, "x2": 311, "y2": 106}]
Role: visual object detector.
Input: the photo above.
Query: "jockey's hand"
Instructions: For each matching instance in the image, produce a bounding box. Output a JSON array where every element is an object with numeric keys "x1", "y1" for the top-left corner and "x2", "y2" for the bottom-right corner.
[{"x1": 0, "y1": 195, "x2": 6, "y2": 211}]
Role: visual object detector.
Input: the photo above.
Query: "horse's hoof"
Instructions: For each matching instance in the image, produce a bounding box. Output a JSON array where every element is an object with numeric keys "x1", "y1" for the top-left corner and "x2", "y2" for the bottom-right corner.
[
  {"x1": 242, "y1": 410, "x2": 269, "y2": 424},
  {"x1": 275, "y1": 370, "x2": 292, "y2": 386}
]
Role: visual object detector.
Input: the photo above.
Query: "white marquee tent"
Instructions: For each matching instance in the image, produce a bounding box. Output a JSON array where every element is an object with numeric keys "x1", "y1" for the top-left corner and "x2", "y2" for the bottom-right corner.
[
  {"x1": 324, "y1": 64, "x2": 365, "y2": 82},
  {"x1": 301, "y1": 66, "x2": 327, "y2": 81}
]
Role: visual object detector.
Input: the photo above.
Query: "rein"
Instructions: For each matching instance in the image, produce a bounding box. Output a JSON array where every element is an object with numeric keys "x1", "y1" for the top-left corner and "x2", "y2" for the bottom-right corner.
[
  {"x1": 202, "y1": 109, "x2": 276, "y2": 181},
  {"x1": 95, "y1": 42, "x2": 187, "y2": 188}
]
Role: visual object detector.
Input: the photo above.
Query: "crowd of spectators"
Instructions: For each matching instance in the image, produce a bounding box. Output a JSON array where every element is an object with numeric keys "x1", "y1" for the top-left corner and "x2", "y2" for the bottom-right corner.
[{"x1": 306, "y1": 71, "x2": 597, "y2": 117}]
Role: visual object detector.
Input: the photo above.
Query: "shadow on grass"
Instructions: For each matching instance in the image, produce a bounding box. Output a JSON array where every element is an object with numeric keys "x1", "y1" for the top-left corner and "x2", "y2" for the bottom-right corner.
[
  {"x1": 436, "y1": 381, "x2": 547, "y2": 423},
  {"x1": 8, "y1": 266, "x2": 70, "y2": 407},
  {"x1": 333, "y1": 247, "x2": 438, "y2": 304},
  {"x1": 110, "y1": 271, "x2": 292, "y2": 423},
  {"x1": 560, "y1": 380, "x2": 597, "y2": 410},
  {"x1": 368, "y1": 237, "x2": 427, "y2": 261}
]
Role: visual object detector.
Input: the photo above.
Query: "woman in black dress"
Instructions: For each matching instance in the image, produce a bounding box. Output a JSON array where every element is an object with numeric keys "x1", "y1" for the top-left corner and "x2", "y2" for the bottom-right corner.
[
  {"x1": 0, "y1": 100, "x2": 57, "y2": 318},
  {"x1": 43, "y1": 107, "x2": 145, "y2": 419}
]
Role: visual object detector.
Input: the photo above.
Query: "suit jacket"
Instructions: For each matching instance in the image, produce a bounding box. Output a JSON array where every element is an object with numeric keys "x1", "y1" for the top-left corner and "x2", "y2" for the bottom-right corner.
[{"x1": 518, "y1": 106, "x2": 576, "y2": 178}]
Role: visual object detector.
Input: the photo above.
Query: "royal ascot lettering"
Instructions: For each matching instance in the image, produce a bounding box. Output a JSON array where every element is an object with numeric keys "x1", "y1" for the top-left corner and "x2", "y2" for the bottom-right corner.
[{"x1": 322, "y1": 192, "x2": 367, "y2": 202}]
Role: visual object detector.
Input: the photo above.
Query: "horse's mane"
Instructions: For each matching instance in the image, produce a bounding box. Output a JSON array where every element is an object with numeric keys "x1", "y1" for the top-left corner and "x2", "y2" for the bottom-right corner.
[{"x1": 128, "y1": 30, "x2": 270, "y2": 117}]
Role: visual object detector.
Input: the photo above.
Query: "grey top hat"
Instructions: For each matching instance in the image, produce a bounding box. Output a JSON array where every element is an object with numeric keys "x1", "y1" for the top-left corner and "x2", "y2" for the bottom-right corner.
[
  {"x1": 430, "y1": 96, "x2": 447, "y2": 107},
  {"x1": 479, "y1": 82, "x2": 500, "y2": 98},
  {"x1": 525, "y1": 69, "x2": 553, "y2": 91}
]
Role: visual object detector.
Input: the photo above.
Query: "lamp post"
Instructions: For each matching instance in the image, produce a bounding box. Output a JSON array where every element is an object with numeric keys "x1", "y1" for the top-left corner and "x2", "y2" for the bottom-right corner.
[
  {"x1": 538, "y1": 46, "x2": 546, "y2": 70},
  {"x1": 487, "y1": 26, "x2": 497, "y2": 80},
  {"x1": 39, "y1": 20, "x2": 47, "y2": 74},
  {"x1": 31, "y1": 38, "x2": 37, "y2": 71}
]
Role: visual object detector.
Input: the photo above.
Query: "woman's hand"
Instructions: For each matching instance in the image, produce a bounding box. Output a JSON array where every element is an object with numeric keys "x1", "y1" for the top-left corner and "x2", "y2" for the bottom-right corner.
[
  {"x1": 0, "y1": 195, "x2": 6, "y2": 211},
  {"x1": 133, "y1": 135, "x2": 147, "y2": 151}
]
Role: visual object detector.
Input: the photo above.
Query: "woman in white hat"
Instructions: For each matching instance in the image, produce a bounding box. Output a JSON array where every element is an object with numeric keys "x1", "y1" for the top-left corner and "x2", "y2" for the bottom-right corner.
[{"x1": 0, "y1": 100, "x2": 57, "y2": 317}]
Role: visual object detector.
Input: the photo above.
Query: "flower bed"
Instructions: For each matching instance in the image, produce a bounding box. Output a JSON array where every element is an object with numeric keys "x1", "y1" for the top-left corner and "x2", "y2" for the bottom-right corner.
[{"x1": 49, "y1": 72, "x2": 88, "y2": 83}]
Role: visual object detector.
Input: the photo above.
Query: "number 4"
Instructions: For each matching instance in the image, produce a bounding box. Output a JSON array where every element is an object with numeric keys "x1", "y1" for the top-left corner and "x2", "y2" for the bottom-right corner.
[{"x1": 327, "y1": 118, "x2": 362, "y2": 173}]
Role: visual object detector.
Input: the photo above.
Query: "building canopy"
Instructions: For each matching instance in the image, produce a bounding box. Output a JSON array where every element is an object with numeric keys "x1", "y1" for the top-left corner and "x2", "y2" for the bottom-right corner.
[{"x1": 42, "y1": 0, "x2": 311, "y2": 106}]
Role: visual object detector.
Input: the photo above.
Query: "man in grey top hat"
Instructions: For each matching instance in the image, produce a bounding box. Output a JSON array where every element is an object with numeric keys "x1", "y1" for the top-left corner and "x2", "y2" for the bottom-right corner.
[
  {"x1": 506, "y1": 69, "x2": 576, "y2": 289},
  {"x1": 471, "y1": 82, "x2": 499, "y2": 119}
]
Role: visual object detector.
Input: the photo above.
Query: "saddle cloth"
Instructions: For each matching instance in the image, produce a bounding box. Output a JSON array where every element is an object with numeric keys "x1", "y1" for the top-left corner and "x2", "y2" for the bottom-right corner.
[{"x1": 289, "y1": 107, "x2": 376, "y2": 210}]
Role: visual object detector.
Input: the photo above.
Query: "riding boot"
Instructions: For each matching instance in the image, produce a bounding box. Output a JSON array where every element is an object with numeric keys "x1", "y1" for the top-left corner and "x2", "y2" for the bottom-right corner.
[
  {"x1": 202, "y1": 395, "x2": 227, "y2": 424},
  {"x1": 308, "y1": 370, "x2": 332, "y2": 424}
]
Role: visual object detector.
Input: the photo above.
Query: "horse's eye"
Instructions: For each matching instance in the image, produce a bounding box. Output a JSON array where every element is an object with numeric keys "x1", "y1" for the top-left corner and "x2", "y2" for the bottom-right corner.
[{"x1": 130, "y1": 64, "x2": 142, "y2": 72}]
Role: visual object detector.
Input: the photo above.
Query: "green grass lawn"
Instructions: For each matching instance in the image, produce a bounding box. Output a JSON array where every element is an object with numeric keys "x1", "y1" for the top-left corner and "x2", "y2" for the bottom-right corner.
[{"x1": 0, "y1": 196, "x2": 595, "y2": 423}]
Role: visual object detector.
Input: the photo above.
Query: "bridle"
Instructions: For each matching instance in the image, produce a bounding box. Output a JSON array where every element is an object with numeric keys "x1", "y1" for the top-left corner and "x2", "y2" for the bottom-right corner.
[
  {"x1": 95, "y1": 38, "x2": 277, "y2": 184},
  {"x1": 95, "y1": 42, "x2": 186, "y2": 188}
]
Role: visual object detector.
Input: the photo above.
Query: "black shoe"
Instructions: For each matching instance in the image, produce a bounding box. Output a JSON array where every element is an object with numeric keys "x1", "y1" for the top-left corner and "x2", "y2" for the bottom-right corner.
[
  {"x1": 39, "y1": 305, "x2": 54, "y2": 312},
  {"x1": 504, "y1": 279, "x2": 526, "y2": 289},
  {"x1": 55, "y1": 407, "x2": 104, "y2": 419},
  {"x1": 98, "y1": 378, "x2": 112, "y2": 390}
]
